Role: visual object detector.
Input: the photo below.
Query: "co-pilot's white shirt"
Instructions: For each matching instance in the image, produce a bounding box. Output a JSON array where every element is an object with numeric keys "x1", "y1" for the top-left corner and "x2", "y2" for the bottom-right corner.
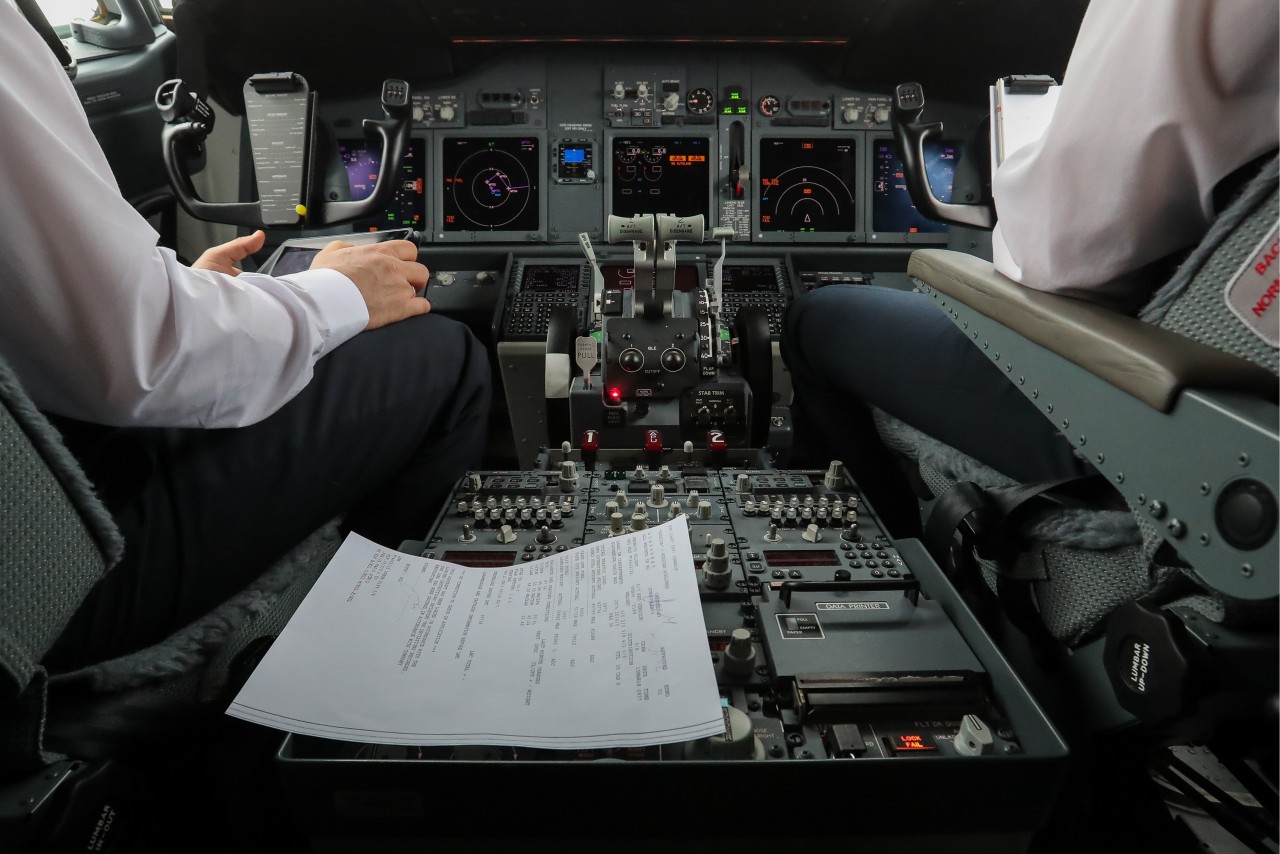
[
  {"x1": 992, "y1": 0, "x2": 1279, "y2": 308},
  {"x1": 0, "y1": 0, "x2": 369, "y2": 427}
]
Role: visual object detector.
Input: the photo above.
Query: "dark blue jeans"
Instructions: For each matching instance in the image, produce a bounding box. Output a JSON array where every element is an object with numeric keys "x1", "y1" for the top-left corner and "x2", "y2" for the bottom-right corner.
[
  {"x1": 782, "y1": 284, "x2": 1086, "y2": 500},
  {"x1": 45, "y1": 313, "x2": 491, "y2": 671}
]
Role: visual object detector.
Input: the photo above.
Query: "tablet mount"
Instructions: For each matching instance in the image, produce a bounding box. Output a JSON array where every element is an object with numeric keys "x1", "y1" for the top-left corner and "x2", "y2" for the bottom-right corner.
[{"x1": 155, "y1": 72, "x2": 411, "y2": 230}]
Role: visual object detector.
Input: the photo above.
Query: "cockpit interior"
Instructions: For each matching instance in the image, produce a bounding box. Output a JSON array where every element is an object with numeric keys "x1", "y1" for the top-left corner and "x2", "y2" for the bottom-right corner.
[{"x1": 2, "y1": 2, "x2": 1276, "y2": 852}]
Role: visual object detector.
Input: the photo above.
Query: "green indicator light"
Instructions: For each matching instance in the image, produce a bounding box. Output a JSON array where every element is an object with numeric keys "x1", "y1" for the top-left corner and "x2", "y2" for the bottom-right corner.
[
  {"x1": 591, "y1": 330, "x2": 603, "y2": 343},
  {"x1": 736, "y1": 106, "x2": 748, "y2": 114},
  {"x1": 720, "y1": 328, "x2": 731, "y2": 341},
  {"x1": 729, "y1": 92, "x2": 740, "y2": 100},
  {"x1": 722, "y1": 107, "x2": 732, "y2": 114}
]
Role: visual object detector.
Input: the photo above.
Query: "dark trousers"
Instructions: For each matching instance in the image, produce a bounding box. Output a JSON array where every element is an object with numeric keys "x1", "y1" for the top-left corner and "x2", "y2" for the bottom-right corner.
[
  {"x1": 781, "y1": 285, "x2": 1088, "y2": 532},
  {"x1": 43, "y1": 313, "x2": 491, "y2": 672}
]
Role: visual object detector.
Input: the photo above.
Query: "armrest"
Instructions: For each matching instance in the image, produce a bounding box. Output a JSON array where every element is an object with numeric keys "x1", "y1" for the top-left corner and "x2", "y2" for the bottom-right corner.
[
  {"x1": 908, "y1": 249, "x2": 1277, "y2": 412},
  {"x1": 906, "y1": 248, "x2": 1276, "y2": 602}
]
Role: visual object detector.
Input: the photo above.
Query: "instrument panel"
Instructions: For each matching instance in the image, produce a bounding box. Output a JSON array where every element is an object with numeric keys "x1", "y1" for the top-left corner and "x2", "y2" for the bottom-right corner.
[{"x1": 313, "y1": 47, "x2": 983, "y2": 248}]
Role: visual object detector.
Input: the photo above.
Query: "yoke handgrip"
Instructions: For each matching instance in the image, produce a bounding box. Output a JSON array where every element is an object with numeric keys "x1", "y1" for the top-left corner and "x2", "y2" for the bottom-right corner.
[
  {"x1": 891, "y1": 82, "x2": 995, "y2": 231},
  {"x1": 313, "y1": 79, "x2": 412, "y2": 227}
]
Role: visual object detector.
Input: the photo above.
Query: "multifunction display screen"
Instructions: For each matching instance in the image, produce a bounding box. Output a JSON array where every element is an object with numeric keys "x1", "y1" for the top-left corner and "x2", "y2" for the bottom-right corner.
[
  {"x1": 338, "y1": 137, "x2": 426, "y2": 230},
  {"x1": 520, "y1": 265, "x2": 581, "y2": 292},
  {"x1": 442, "y1": 137, "x2": 540, "y2": 232},
  {"x1": 721, "y1": 265, "x2": 779, "y2": 293},
  {"x1": 871, "y1": 139, "x2": 961, "y2": 234},
  {"x1": 758, "y1": 137, "x2": 857, "y2": 233},
  {"x1": 611, "y1": 137, "x2": 710, "y2": 220}
]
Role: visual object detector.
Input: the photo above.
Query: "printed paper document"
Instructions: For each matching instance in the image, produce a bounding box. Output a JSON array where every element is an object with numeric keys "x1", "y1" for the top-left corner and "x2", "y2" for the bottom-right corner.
[{"x1": 227, "y1": 517, "x2": 725, "y2": 749}]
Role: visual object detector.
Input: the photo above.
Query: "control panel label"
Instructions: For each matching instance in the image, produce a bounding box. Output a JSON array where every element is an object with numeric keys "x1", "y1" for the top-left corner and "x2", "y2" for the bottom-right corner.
[
  {"x1": 775, "y1": 613, "x2": 824, "y2": 639},
  {"x1": 816, "y1": 601, "x2": 890, "y2": 611}
]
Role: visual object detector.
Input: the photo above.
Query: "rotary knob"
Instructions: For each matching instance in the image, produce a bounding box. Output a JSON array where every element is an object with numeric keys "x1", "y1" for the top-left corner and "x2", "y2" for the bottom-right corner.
[{"x1": 619, "y1": 348, "x2": 644, "y2": 372}]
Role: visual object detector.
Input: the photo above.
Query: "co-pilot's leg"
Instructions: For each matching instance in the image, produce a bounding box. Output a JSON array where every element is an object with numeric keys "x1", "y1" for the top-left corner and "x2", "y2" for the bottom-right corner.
[{"x1": 782, "y1": 284, "x2": 1086, "y2": 490}]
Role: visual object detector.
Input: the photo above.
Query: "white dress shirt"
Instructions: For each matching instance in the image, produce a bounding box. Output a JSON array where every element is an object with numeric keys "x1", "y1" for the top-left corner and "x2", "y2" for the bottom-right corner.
[
  {"x1": 992, "y1": 0, "x2": 1279, "y2": 307},
  {"x1": 0, "y1": 0, "x2": 369, "y2": 427}
]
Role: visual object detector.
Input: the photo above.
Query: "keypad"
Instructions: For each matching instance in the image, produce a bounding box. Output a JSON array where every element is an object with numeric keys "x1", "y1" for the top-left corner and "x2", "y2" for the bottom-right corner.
[
  {"x1": 503, "y1": 292, "x2": 580, "y2": 340},
  {"x1": 721, "y1": 292, "x2": 789, "y2": 337}
]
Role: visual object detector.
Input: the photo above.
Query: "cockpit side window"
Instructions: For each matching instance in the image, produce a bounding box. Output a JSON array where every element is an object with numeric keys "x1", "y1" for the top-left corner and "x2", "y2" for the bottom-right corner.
[{"x1": 33, "y1": 0, "x2": 170, "y2": 34}]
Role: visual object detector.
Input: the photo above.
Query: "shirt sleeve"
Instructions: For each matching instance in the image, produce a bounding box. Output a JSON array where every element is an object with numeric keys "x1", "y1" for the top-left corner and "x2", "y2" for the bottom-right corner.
[
  {"x1": 0, "y1": 0, "x2": 369, "y2": 428},
  {"x1": 991, "y1": 0, "x2": 1279, "y2": 306}
]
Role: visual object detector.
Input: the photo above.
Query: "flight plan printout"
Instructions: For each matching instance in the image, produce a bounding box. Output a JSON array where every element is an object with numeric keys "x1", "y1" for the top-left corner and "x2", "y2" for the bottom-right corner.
[{"x1": 227, "y1": 517, "x2": 726, "y2": 748}]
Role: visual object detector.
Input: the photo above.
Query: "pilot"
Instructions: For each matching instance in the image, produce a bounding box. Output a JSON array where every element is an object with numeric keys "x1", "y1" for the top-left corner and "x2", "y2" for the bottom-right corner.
[
  {"x1": 783, "y1": 0, "x2": 1278, "y2": 500},
  {"x1": 0, "y1": 0, "x2": 491, "y2": 672}
]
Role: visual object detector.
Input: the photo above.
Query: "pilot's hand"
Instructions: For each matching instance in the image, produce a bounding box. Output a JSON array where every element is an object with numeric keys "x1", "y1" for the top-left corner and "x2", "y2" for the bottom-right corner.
[
  {"x1": 310, "y1": 239, "x2": 431, "y2": 330},
  {"x1": 192, "y1": 229, "x2": 266, "y2": 276}
]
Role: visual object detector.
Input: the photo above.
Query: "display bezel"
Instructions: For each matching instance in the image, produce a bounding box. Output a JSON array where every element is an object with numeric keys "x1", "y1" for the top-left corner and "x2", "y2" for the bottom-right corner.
[
  {"x1": 433, "y1": 131, "x2": 548, "y2": 243},
  {"x1": 752, "y1": 130, "x2": 863, "y2": 244},
  {"x1": 865, "y1": 135, "x2": 960, "y2": 245},
  {"x1": 335, "y1": 136, "x2": 428, "y2": 233}
]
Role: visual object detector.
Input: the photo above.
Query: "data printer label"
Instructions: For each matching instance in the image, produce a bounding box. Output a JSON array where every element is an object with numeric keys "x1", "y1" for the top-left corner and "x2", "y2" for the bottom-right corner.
[{"x1": 816, "y1": 601, "x2": 890, "y2": 611}]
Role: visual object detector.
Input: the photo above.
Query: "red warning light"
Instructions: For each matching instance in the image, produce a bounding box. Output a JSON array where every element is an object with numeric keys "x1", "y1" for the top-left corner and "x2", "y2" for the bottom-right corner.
[{"x1": 608, "y1": 387, "x2": 623, "y2": 404}]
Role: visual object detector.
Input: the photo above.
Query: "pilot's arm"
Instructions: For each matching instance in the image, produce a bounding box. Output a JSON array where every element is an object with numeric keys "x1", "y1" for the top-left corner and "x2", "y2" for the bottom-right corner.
[
  {"x1": 991, "y1": 0, "x2": 1278, "y2": 308},
  {"x1": 0, "y1": 0, "x2": 384, "y2": 429}
]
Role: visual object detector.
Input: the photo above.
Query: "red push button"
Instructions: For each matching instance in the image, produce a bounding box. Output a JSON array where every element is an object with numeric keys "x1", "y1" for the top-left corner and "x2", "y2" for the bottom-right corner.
[{"x1": 644, "y1": 430, "x2": 663, "y2": 454}]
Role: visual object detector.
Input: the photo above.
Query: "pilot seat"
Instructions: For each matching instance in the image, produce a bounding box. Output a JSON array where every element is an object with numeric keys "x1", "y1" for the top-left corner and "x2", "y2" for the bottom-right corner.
[{"x1": 878, "y1": 84, "x2": 1279, "y2": 851}]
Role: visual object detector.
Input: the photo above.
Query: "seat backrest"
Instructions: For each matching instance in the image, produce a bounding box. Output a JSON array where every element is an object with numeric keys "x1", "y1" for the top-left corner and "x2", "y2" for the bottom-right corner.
[
  {"x1": 1140, "y1": 154, "x2": 1279, "y2": 373},
  {"x1": 0, "y1": 348, "x2": 343, "y2": 776},
  {"x1": 0, "y1": 355, "x2": 123, "y2": 775}
]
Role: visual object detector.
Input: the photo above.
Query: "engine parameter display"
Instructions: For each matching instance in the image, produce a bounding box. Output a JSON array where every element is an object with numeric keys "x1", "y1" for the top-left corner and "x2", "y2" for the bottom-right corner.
[
  {"x1": 442, "y1": 137, "x2": 540, "y2": 231},
  {"x1": 871, "y1": 139, "x2": 961, "y2": 234},
  {"x1": 758, "y1": 137, "x2": 857, "y2": 233},
  {"x1": 611, "y1": 137, "x2": 710, "y2": 220}
]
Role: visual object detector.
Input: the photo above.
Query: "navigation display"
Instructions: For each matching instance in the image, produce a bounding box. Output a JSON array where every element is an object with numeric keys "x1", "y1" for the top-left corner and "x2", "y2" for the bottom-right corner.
[
  {"x1": 871, "y1": 139, "x2": 962, "y2": 234},
  {"x1": 338, "y1": 137, "x2": 426, "y2": 230},
  {"x1": 758, "y1": 137, "x2": 857, "y2": 233},
  {"x1": 442, "y1": 137, "x2": 540, "y2": 232},
  {"x1": 611, "y1": 137, "x2": 710, "y2": 220}
]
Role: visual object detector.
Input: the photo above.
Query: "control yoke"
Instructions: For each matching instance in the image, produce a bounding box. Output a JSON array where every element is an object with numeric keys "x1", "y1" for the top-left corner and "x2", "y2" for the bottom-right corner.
[
  {"x1": 156, "y1": 73, "x2": 411, "y2": 230},
  {"x1": 890, "y1": 81, "x2": 995, "y2": 230}
]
